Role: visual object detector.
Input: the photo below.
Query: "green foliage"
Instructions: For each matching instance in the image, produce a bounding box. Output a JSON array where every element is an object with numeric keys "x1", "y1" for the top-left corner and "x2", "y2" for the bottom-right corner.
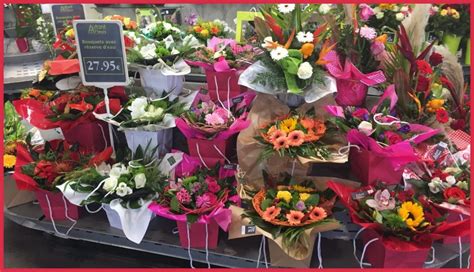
[{"x1": 4, "y1": 101, "x2": 25, "y2": 143}]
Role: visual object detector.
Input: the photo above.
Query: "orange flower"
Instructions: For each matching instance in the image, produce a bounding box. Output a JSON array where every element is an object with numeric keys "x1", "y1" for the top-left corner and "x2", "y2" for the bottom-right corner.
[
  {"x1": 269, "y1": 129, "x2": 287, "y2": 143},
  {"x1": 29, "y1": 89, "x2": 40, "y2": 98},
  {"x1": 286, "y1": 210, "x2": 305, "y2": 225},
  {"x1": 316, "y1": 40, "x2": 336, "y2": 65},
  {"x1": 300, "y1": 118, "x2": 315, "y2": 130},
  {"x1": 375, "y1": 34, "x2": 387, "y2": 44},
  {"x1": 193, "y1": 25, "x2": 202, "y2": 33},
  {"x1": 211, "y1": 26, "x2": 220, "y2": 34},
  {"x1": 300, "y1": 43, "x2": 314, "y2": 59},
  {"x1": 313, "y1": 121, "x2": 326, "y2": 135},
  {"x1": 273, "y1": 136, "x2": 289, "y2": 150},
  {"x1": 287, "y1": 130, "x2": 305, "y2": 146},
  {"x1": 304, "y1": 131, "x2": 322, "y2": 142},
  {"x1": 262, "y1": 206, "x2": 281, "y2": 221},
  {"x1": 309, "y1": 207, "x2": 327, "y2": 221}
]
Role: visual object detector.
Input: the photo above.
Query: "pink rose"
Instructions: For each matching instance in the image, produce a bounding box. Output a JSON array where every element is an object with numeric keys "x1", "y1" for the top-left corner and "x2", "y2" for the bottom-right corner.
[
  {"x1": 384, "y1": 131, "x2": 403, "y2": 145},
  {"x1": 359, "y1": 4, "x2": 375, "y2": 21},
  {"x1": 206, "y1": 176, "x2": 221, "y2": 193}
]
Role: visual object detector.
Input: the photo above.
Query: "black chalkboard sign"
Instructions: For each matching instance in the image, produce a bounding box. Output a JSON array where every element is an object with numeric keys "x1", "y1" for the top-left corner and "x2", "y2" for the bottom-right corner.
[
  {"x1": 51, "y1": 4, "x2": 85, "y2": 34},
  {"x1": 74, "y1": 20, "x2": 128, "y2": 86}
]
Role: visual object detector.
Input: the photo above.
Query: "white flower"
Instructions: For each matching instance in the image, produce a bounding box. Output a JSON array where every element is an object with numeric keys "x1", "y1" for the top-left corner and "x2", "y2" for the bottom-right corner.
[
  {"x1": 270, "y1": 46, "x2": 288, "y2": 61},
  {"x1": 319, "y1": 4, "x2": 332, "y2": 14},
  {"x1": 134, "y1": 173, "x2": 147, "y2": 189},
  {"x1": 277, "y1": 4, "x2": 295, "y2": 14},
  {"x1": 428, "y1": 177, "x2": 443, "y2": 193},
  {"x1": 139, "y1": 43, "x2": 157, "y2": 60},
  {"x1": 392, "y1": 5, "x2": 400, "y2": 12},
  {"x1": 213, "y1": 49, "x2": 227, "y2": 59},
  {"x1": 376, "y1": 12, "x2": 384, "y2": 19},
  {"x1": 400, "y1": 6, "x2": 409, "y2": 12},
  {"x1": 109, "y1": 163, "x2": 129, "y2": 178},
  {"x1": 445, "y1": 175, "x2": 456, "y2": 186},
  {"x1": 102, "y1": 176, "x2": 118, "y2": 192},
  {"x1": 358, "y1": 121, "x2": 373, "y2": 136},
  {"x1": 162, "y1": 22, "x2": 172, "y2": 31},
  {"x1": 297, "y1": 62, "x2": 313, "y2": 79},
  {"x1": 456, "y1": 181, "x2": 469, "y2": 191},
  {"x1": 296, "y1": 31, "x2": 314, "y2": 43},
  {"x1": 128, "y1": 97, "x2": 149, "y2": 119},
  {"x1": 432, "y1": 6, "x2": 439, "y2": 12},
  {"x1": 395, "y1": 12, "x2": 405, "y2": 21},
  {"x1": 262, "y1": 36, "x2": 276, "y2": 51},
  {"x1": 373, "y1": 7, "x2": 381, "y2": 13},
  {"x1": 182, "y1": 34, "x2": 201, "y2": 49},
  {"x1": 143, "y1": 105, "x2": 164, "y2": 119},
  {"x1": 95, "y1": 162, "x2": 112, "y2": 176},
  {"x1": 116, "y1": 182, "x2": 133, "y2": 197},
  {"x1": 163, "y1": 35, "x2": 175, "y2": 49}
]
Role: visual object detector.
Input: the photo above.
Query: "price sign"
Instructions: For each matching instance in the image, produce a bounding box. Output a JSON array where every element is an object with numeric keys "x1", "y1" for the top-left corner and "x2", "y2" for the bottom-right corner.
[
  {"x1": 51, "y1": 4, "x2": 85, "y2": 34},
  {"x1": 74, "y1": 20, "x2": 129, "y2": 86}
]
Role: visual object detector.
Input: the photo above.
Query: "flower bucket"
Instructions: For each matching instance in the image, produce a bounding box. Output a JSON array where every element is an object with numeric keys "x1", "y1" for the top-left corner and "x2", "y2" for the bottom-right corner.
[
  {"x1": 187, "y1": 137, "x2": 236, "y2": 167},
  {"x1": 465, "y1": 38, "x2": 470, "y2": 65},
  {"x1": 335, "y1": 78, "x2": 368, "y2": 107},
  {"x1": 35, "y1": 189, "x2": 81, "y2": 221},
  {"x1": 443, "y1": 212, "x2": 470, "y2": 244},
  {"x1": 62, "y1": 121, "x2": 110, "y2": 152},
  {"x1": 205, "y1": 70, "x2": 247, "y2": 102},
  {"x1": 139, "y1": 68, "x2": 184, "y2": 99},
  {"x1": 360, "y1": 228, "x2": 431, "y2": 268},
  {"x1": 124, "y1": 129, "x2": 172, "y2": 159},
  {"x1": 176, "y1": 219, "x2": 219, "y2": 249},
  {"x1": 349, "y1": 148, "x2": 403, "y2": 186},
  {"x1": 15, "y1": 37, "x2": 29, "y2": 53},
  {"x1": 103, "y1": 203, "x2": 123, "y2": 229},
  {"x1": 443, "y1": 34, "x2": 462, "y2": 55}
]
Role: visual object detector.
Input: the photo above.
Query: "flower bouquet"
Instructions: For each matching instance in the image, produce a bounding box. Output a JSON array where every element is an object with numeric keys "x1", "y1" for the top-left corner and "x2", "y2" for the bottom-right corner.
[
  {"x1": 176, "y1": 91, "x2": 255, "y2": 166},
  {"x1": 186, "y1": 37, "x2": 257, "y2": 101},
  {"x1": 20, "y1": 88, "x2": 55, "y2": 102},
  {"x1": 363, "y1": 4, "x2": 412, "y2": 40},
  {"x1": 238, "y1": 4, "x2": 338, "y2": 107},
  {"x1": 187, "y1": 18, "x2": 233, "y2": 43},
  {"x1": 326, "y1": 85, "x2": 439, "y2": 185},
  {"x1": 3, "y1": 101, "x2": 26, "y2": 170},
  {"x1": 127, "y1": 21, "x2": 201, "y2": 98},
  {"x1": 104, "y1": 15, "x2": 138, "y2": 31},
  {"x1": 95, "y1": 91, "x2": 197, "y2": 159},
  {"x1": 328, "y1": 181, "x2": 470, "y2": 268},
  {"x1": 149, "y1": 152, "x2": 239, "y2": 249},
  {"x1": 59, "y1": 143, "x2": 167, "y2": 244},
  {"x1": 242, "y1": 178, "x2": 341, "y2": 263},
  {"x1": 13, "y1": 138, "x2": 112, "y2": 220}
]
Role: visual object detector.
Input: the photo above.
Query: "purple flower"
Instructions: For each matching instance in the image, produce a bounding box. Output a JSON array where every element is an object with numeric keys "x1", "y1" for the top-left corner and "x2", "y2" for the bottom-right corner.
[
  {"x1": 398, "y1": 124, "x2": 411, "y2": 134},
  {"x1": 191, "y1": 182, "x2": 201, "y2": 193},
  {"x1": 295, "y1": 201, "x2": 306, "y2": 211},
  {"x1": 185, "y1": 13, "x2": 198, "y2": 25},
  {"x1": 377, "y1": 133, "x2": 385, "y2": 141},
  {"x1": 366, "y1": 189, "x2": 395, "y2": 211}
]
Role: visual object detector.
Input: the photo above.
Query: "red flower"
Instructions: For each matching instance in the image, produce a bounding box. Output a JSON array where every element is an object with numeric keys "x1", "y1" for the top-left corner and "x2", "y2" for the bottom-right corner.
[
  {"x1": 429, "y1": 52, "x2": 443, "y2": 66},
  {"x1": 88, "y1": 147, "x2": 113, "y2": 166},
  {"x1": 205, "y1": 176, "x2": 221, "y2": 193},
  {"x1": 440, "y1": 76, "x2": 454, "y2": 91},
  {"x1": 34, "y1": 161, "x2": 58, "y2": 183},
  {"x1": 450, "y1": 119, "x2": 466, "y2": 130},
  {"x1": 416, "y1": 60, "x2": 433, "y2": 75},
  {"x1": 352, "y1": 108, "x2": 369, "y2": 120},
  {"x1": 384, "y1": 131, "x2": 403, "y2": 145},
  {"x1": 436, "y1": 109, "x2": 449, "y2": 123},
  {"x1": 416, "y1": 75, "x2": 431, "y2": 95},
  {"x1": 443, "y1": 187, "x2": 466, "y2": 202},
  {"x1": 68, "y1": 99, "x2": 93, "y2": 112},
  {"x1": 124, "y1": 36, "x2": 134, "y2": 48}
]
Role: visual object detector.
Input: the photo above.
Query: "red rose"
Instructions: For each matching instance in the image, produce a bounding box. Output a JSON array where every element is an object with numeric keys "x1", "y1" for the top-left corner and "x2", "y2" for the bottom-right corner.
[
  {"x1": 443, "y1": 187, "x2": 466, "y2": 202},
  {"x1": 416, "y1": 60, "x2": 433, "y2": 75},
  {"x1": 416, "y1": 75, "x2": 431, "y2": 95},
  {"x1": 436, "y1": 109, "x2": 449, "y2": 123},
  {"x1": 384, "y1": 131, "x2": 403, "y2": 145},
  {"x1": 429, "y1": 52, "x2": 443, "y2": 66},
  {"x1": 450, "y1": 119, "x2": 466, "y2": 130}
]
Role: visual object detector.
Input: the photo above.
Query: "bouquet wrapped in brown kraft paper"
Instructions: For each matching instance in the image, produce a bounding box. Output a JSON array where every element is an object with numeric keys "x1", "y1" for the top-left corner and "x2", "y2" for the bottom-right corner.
[
  {"x1": 239, "y1": 175, "x2": 359, "y2": 267},
  {"x1": 237, "y1": 93, "x2": 348, "y2": 190}
]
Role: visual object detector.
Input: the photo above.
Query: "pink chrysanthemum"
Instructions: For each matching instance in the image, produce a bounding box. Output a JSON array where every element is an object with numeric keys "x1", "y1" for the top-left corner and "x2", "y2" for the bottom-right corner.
[
  {"x1": 176, "y1": 188, "x2": 191, "y2": 204},
  {"x1": 358, "y1": 26, "x2": 377, "y2": 40},
  {"x1": 196, "y1": 192, "x2": 218, "y2": 208}
]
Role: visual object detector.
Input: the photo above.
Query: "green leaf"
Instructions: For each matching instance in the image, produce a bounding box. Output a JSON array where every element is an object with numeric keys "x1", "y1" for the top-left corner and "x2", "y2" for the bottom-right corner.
[
  {"x1": 170, "y1": 196, "x2": 180, "y2": 213},
  {"x1": 187, "y1": 214, "x2": 199, "y2": 224},
  {"x1": 373, "y1": 210, "x2": 383, "y2": 224},
  {"x1": 304, "y1": 194, "x2": 319, "y2": 206},
  {"x1": 260, "y1": 198, "x2": 273, "y2": 211}
]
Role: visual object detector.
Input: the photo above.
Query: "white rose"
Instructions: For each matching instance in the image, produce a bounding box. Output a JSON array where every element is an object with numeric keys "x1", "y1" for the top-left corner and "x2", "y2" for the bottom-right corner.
[
  {"x1": 296, "y1": 31, "x2": 314, "y2": 43},
  {"x1": 319, "y1": 4, "x2": 332, "y2": 14},
  {"x1": 143, "y1": 106, "x2": 164, "y2": 119},
  {"x1": 297, "y1": 62, "x2": 313, "y2": 80},
  {"x1": 445, "y1": 175, "x2": 456, "y2": 186},
  {"x1": 376, "y1": 12, "x2": 384, "y2": 19},
  {"x1": 128, "y1": 97, "x2": 148, "y2": 119},
  {"x1": 116, "y1": 182, "x2": 133, "y2": 197},
  {"x1": 134, "y1": 173, "x2": 147, "y2": 189},
  {"x1": 357, "y1": 121, "x2": 373, "y2": 136},
  {"x1": 109, "y1": 163, "x2": 129, "y2": 178},
  {"x1": 428, "y1": 177, "x2": 442, "y2": 193},
  {"x1": 95, "y1": 162, "x2": 112, "y2": 176},
  {"x1": 139, "y1": 43, "x2": 157, "y2": 60},
  {"x1": 395, "y1": 12, "x2": 405, "y2": 21},
  {"x1": 102, "y1": 176, "x2": 118, "y2": 192},
  {"x1": 270, "y1": 46, "x2": 289, "y2": 61},
  {"x1": 401, "y1": 6, "x2": 409, "y2": 12}
]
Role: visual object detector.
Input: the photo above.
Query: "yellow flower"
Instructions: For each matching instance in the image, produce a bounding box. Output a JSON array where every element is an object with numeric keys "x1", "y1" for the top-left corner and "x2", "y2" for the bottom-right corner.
[
  {"x1": 452, "y1": 11, "x2": 460, "y2": 19},
  {"x1": 440, "y1": 9, "x2": 448, "y2": 16},
  {"x1": 379, "y1": 4, "x2": 395, "y2": 10},
  {"x1": 299, "y1": 193, "x2": 311, "y2": 202},
  {"x1": 200, "y1": 29, "x2": 210, "y2": 38},
  {"x1": 426, "y1": 99, "x2": 445, "y2": 113},
  {"x1": 292, "y1": 184, "x2": 312, "y2": 193},
  {"x1": 276, "y1": 190, "x2": 292, "y2": 203},
  {"x1": 65, "y1": 28, "x2": 75, "y2": 39},
  {"x1": 279, "y1": 118, "x2": 297, "y2": 133},
  {"x1": 3, "y1": 154, "x2": 16, "y2": 168},
  {"x1": 398, "y1": 201, "x2": 428, "y2": 231}
]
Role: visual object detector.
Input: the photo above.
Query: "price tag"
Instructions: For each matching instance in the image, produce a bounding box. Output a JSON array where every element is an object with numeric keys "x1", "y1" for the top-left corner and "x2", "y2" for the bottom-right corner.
[
  {"x1": 51, "y1": 4, "x2": 85, "y2": 34},
  {"x1": 432, "y1": 142, "x2": 448, "y2": 160},
  {"x1": 241, "y1": 225, "x2": 256, "y2": 235},
  {"x1": 74, "y1": 20, "x2": 129, "y2": 87},
  {"x1": 232, "y1": 96, "x2": 244, "y2": 104}
]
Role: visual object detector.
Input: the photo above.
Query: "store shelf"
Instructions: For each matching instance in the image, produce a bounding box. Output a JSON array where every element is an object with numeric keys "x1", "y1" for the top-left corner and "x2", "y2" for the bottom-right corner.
[{"x1": 4, "y1": 51, "x2": 50, "y2": 65}]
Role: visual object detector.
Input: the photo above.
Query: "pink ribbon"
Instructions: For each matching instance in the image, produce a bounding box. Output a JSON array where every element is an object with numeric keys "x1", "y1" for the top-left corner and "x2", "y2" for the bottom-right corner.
[{"x1": 371, "y1": 84, "x2": 398, "y2": 114}]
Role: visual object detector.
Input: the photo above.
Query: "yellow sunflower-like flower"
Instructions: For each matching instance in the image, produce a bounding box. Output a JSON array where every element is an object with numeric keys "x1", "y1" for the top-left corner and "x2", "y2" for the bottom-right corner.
[
  {"x1": 279, "y1": 118, "x2": 297, "y2": 133},
  {"x1": 398, "y1": 201, "x2": 429, "y2": 231},
  {"x1": 65, "y1": 28, "x2": 75, "y2": 39},
  {"x1": 426, "y1": 99, "x2": 445, "y2": 113},
  {"x1": 276, "y1": 190, "x2": 292, "y2": 203},
  {"x1": 3, "y1": 154, "x2": 16, "y2": 168},
  {"x1": 292, "y1": 184, "x2": 313, "y2": 193},
  {"x1": 299, "y1": 193, "x2": 311, "y2": 202}
]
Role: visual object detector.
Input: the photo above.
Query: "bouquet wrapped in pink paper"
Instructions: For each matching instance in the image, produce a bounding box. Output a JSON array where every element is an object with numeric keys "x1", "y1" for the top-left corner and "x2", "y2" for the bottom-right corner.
[
  {"x1": 176, "y1": 91, "x2": 256, "y2": 167},
  {"x1": 326, "y1": 85, "x2": 439, "y2": 185},
  {"x1": 149, "y1": 153, "x2": 239, "y2": 249},
  {"x1": 186, "y1": 37, "x2": 257, "y2": 101}
]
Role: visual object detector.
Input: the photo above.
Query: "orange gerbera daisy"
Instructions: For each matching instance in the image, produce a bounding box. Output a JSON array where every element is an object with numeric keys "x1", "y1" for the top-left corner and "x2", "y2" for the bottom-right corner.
[
  {"x1": 287, "y1": 130, "x2": 305, "y2": 146},
  {"x1": 300, "y1": 118, "x2": 315, "y2": 130},
  {"x1": 273, "y1": 136, "x2": 289, "y2": 150},
  {"x1": 269, "y1": 129, "x2": 287, "y2": 143},
  {"x1": 309, "y1": 207, "x2": 327, "y2": 221},
  {"x1": 313, "y1": 121, "x2": 326, "y2": 135},
  {"x1": 304, "y1": 131, "x2": 322, "y2": 142},
  {"x1": 262, "y1": 206, "x2": 281, "y2": 221},
  {"x1": 286, "y1": 210, "x2": 305, "y2": 225}
]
